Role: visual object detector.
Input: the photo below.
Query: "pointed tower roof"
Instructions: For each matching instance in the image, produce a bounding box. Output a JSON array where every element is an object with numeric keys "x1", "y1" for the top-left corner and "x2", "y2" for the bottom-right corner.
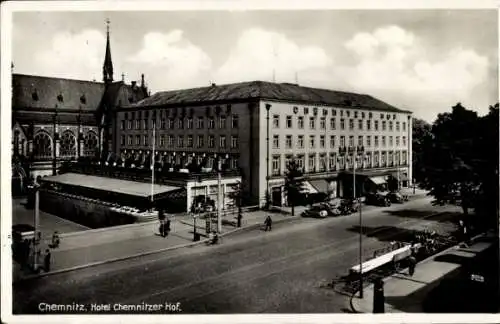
[{"x1": 103, "y1": 19, "x2": 114, "y2": 83}]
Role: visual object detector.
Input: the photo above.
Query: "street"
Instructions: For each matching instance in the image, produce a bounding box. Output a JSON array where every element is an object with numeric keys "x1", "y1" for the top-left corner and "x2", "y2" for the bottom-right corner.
[{"x1": 13, "y1": 197, "x2": 462, "y2": 314}]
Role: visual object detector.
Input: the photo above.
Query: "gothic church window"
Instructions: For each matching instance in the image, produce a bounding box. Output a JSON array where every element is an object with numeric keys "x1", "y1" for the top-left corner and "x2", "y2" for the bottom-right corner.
[
  {"x1": 33, "y1": 132, "x2": 52, "y2": 159},
  {"x1": 60, "y1": 131, "x2": 77, "y2": 157}
]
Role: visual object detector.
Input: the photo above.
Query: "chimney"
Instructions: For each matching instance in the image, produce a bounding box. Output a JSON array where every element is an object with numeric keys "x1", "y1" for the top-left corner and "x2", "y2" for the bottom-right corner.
[
  {"x1": 131, "y1": 81, "x2": 137, "y2": 88},
  {"x1": 141, "y1": 74, "x2": 145, "y2": 88}
]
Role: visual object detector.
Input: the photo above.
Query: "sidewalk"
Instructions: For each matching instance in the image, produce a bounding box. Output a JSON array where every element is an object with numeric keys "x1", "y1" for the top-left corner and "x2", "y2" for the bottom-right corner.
[
  {"x1": 12, "y1": 208, "x2": 297, "y2": 282},
  {"x1": 350, "y1": 234, "x2": 492, "y2": 313}
]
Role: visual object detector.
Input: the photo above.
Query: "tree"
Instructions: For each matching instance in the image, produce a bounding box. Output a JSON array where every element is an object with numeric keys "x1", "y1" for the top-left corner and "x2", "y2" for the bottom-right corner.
[
  {"x1": 227, "y1": 181, "x2": 244, "y2": 227},
  {"x1": 419, "y1": 103, "x2": 499, "y2": 232},
  {"x1": 284, "y1": 159, "x2": 305, "y2": 216},
  {"x1": 412, "y1": 117, "x2": 433, "y2": 184}
]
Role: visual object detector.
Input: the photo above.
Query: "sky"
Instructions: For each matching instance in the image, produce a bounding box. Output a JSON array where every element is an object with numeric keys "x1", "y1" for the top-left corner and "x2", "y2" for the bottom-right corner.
[{"x1": 11, "y1": 9, "x2": 498, "y2": 122}]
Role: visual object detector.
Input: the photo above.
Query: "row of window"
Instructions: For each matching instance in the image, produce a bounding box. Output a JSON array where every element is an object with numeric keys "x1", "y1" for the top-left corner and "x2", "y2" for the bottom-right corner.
[
  {"x1": 288, "y1": 107, "x2": 401, "y2": 120},
  {"x1": 272, "y1": 134, "x2": 407, "y2": 149},
  {"x1": 120, "y1": 115, "x2": 239, "y2": 131},
  {"x1": 121, "y1": 134, "x2": 239, "y2": 149},
  {"x1": 271, "y1": 152, "x2": 408, "y2": 175},
  {"x1": 273, "y1": 115, "x2": 407, "y2": 132}
]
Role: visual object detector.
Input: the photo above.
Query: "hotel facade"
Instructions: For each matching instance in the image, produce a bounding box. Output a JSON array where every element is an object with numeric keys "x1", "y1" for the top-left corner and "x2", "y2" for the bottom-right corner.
[{"x1": 112, "y1": 81, "x2": 413, "y2": 207}]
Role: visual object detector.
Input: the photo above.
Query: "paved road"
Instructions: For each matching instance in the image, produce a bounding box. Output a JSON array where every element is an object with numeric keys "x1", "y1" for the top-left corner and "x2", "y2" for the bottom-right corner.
[{"x1": 13, "y1": 197, "x2": 462, "y2": 314}]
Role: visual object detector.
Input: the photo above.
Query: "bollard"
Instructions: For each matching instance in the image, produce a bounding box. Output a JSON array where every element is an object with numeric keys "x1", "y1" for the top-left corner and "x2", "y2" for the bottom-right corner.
[{"x1": 373, "y1": 278, "x2": 385, "y2": 313}]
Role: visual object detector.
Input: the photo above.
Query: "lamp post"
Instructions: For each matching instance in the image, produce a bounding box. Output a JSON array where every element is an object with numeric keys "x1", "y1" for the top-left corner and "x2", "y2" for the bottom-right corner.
[
  {"x1": 30, "y1": 182, "x2": 41, "y2": 272},
  {"x1": 355, "y1": 145, "x2": 365, "y2": 299},
  {"x1": 216, "y1": 153, "x2": 222, "y2": 234},
  {"x1": 265, "y1": 103, "x2": 272, "y2": 209}
]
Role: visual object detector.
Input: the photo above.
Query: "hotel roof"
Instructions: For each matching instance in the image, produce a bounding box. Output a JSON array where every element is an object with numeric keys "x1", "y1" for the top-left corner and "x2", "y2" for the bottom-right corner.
[{"x1": 127, "y1": 81, "x2": 411, "y2": 113}]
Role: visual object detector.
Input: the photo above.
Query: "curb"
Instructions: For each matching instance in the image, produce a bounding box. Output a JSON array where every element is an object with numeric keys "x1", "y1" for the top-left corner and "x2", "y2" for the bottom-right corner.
[
  {"x1": 349, "y1": 232, "x2": 486, "y2": 314},
  {"x1": 14, "y1": 215, "x2": 299, "y2": 283}
]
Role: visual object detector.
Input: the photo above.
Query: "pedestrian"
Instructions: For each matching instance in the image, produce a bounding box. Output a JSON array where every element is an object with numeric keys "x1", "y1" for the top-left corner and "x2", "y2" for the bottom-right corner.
[
  {"x1": 51, "y1": 231, "x2": 60, "y2": 248},
  {"x1": 408, "y1": 253, "x2": 417, "y2": 277},
  {"x1": 264, "y1": 215, "x2": 272, "y2": 231},
  {"x1": 44, "y1": 249, "x2": 51, "y2": 272},
  {"x1": 165, "y1": 219, "x2": 171, "y2": 237}
]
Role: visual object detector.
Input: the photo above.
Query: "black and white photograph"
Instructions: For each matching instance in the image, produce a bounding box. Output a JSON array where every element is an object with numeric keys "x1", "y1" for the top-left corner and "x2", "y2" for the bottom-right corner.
[{"x1": 2, "y1": 1, "x2": 499, "y2": 323}]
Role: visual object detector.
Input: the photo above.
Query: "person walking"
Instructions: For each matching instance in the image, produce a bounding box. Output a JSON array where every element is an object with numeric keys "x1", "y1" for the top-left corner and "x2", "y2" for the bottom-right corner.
[
  {"x1": 50, "y1": 231, "x2": 60, "y2": 249},
  {"x1": 264, "y1": 215, "x2": 272, "y2": 232},
  {"x1": 165, "y1": 219, "x2": 171, "y2": 237},
  {"x1": 44, "y1": 249, "x2": 51, "y2": 272},
  {"x1": 408, "y1": 253, "x2": 417, "y2": 277}
]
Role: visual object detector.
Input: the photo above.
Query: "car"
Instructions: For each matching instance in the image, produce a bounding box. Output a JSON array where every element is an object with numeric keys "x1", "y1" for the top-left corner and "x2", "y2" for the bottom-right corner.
[
  {"x1": 387, "y1": 191, "x2": 404, "y2": 203},
  {"x1": 301, "y1": 206, "x2": 328, "y2": 218},
  {"x1": 365, "y1": 192, "x2": 391, "y2": 207}
]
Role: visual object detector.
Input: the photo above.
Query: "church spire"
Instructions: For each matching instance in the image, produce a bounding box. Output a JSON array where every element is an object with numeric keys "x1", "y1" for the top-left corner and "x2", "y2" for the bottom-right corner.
[{"x1": 103, "y1": 18, "x2": 114, "y2": 83}]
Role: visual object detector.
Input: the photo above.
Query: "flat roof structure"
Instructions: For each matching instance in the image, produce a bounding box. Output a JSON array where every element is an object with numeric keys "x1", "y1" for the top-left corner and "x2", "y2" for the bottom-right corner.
[{"x1": 42, "y1": 173, "x2": 181, "y2": 198}]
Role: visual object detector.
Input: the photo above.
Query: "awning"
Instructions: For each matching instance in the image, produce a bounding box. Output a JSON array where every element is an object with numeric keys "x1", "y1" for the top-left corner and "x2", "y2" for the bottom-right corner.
[
  {"x1": 302, "y1": 181, "x2": 319, "y2": 194},
  {"x1": 369, "y1": 176, "x2": 387, "y2": 185},
  {"x1": 309, "y1": 179, "x2": 329, "y2": 193}
]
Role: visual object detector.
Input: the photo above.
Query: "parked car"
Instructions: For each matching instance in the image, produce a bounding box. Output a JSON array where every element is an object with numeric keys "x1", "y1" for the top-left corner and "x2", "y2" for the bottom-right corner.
[
  {"x1": 387, "y1": 191, "x2": 405, "y2": 203},
  {"x1": 365, "y1": 191, "x2": 391, "y2": 207},
  {"x1": 339, "y1": 198, "x2": 360, "y2": 215},
  {"x1": 301, "y1": 206, "x2": 328, "y2": 218}
]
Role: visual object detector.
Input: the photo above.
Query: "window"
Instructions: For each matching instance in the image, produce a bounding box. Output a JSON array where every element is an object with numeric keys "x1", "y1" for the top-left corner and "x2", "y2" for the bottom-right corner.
[
  {"x1": 286, "y1": 116, "x2": 292, "y2": 128},
  {"x1": 329, "y1": 153, "x2": 336, "y2": 170},
  {"x1": 349, "y1": 119, "x2": 354, "y2": 130},
  {"x1": 273, "y1": 135, "x2": 279, "y2": 149},
  {"x1": 127, "y1": 120, "x2": 132, "y2": 130},
  {"x1": 160, "y1": 135, "x2": 165, "y2": 147},
  {"x1": 272, "y1": 155, "x2": 281, "y2": 176},
  {"x1": 220, "y1": 135, "x2": 226, "y2": 148},
  {"x1": 340, "y1": 118, "x2": 345, "y2": 130},
  {"x1": 389, "y1": 121, "x2": 393, "y2": 131},
  {"x1": 152, "y1": 119, "x2": 156, "y2": 129},
  {"x1": 285, "y1": 155, "x2": 293, "y2": 169},
  {"x1": 380, "y1": 113, "x2": 384, "y2": 119},
  {"x1": 320, "y1": 135, "x2": 325, "y2": 148},
  {"x1": 187, "y1": 118, "x2": 193, "y2": 129},
  {"x1": 196, "y1": 117, "x2": 204, "y2": 129},
  {"x1": 197, "y1": 135, "x2": 204, "y2": 148},
  {"x1": 396, "y1": 122, "x2": 400, "y2": 131},
  {"x1": 298, "y1": 135, "x2": 304, "y2": 149},
  {"x1": 346, "y1": 111, "x2": 350, "y2": 117},
  {"x1": 168, "y1": 135, "x2": 174, "y2": 148},
  {"x1": 120, "y1": 135, "x2": 125, "y2": 146},
  {"x1": 382, "y1": 121, "x2": 386, "y2": 131},
  {"x1": 374, "y1": 120, "x2": 379, "y2": 131},
  {"x1": 161, "y1": 119, "x2": 166, "y2": 129},
  {"x1": 273, "y1": 115, "x2": 280, "y2": 128},
  {"x1": 362, "y1": 112, "x2": 365, "y2": 118},
  {"x1": 358, "y1": 136, "x2": 363, "y2": 147},
  {"x1": 232, "y1": 115, "x2": 239, "y2": 129},
  {"x1": 332, "y1": 109, "x2": 337, "y2": 116},
  {"x1": 168, "y1": 119, "x2": 174, "y2": 129},
  {"x1": 402, "y1": 151, "x2": 407, "y2": 164},
  {"x1": 232, "y1": 158, "x2": 238, "y2": 170},
  {"x1": 389, "y1": 136, "x2": 393, "y2": 146},
  {"x1": 349, "y1": 136, "x2": 354, "y2": 147},
  {"x1": 187, "y1": 135, "x2": 193, "y2": 148},
  {"x1": 120, "y1": 120, "x2": 125, "y2": 130},
  {"x1": 308, "y1": 154, "x2": 316, "y2": 172},
  {"x1": 354, "y1": 111, "x2": 358, "y2": 118},
  {"x1": 309, "y1": 117, "x2": 316, "y2": 129},
  {"x1": 309, "y1": 135, "x2": 315, "y2": 148},
  {"x1": 298, "y1": 116, "x2": 304, "y2": 129},
  {"x1": 367, "y1": 120, "x2": 371, "y2": 130},
  {"x1": 403, "y1": 122, "x2": 406, "y2": 131},
  {"x1": 340, "y1": 136, "x2": 345, "y2": 147},
  {"x1": 231, "y1": 135, "x2": 238, "y2": 148},
  {"x1": 319, "y1": 154, "x2": 327, "y2": 172},
  {"x1": 127, "y1": 135, "x2": 133, "y2": 145},
  {"x1": 286, "y1": 135, "x2": 292, "y2": 149},
  {"x1": 320, "y1": 117, "x2": 326, "y2": 130},
  {"x1": 208, "y1": 135, "x2": 215, "y2": 148},
  {"x1": 219, "y1": 116, "x2": 226, "y2": 129},
  {"x1": 374, "y1": 136, "x2": 379, "y2": 147},
  {"x1": 382, "y1": 136, "x2": 386, "y2": 147},
  {"x1": 135, "y1": 135, "x2": 140, "y2": 145},
  {"x1": 403, "y1": 136, "x2": 407, "y2": 146},
  {"x1": 367, "y1": 136, "x2": 371, "y2": 147},
  {"x1": 178, "y1": 119, "x2": 184, "y2": 129},
  {"x1": 296, "y1": 155, "x2": 305, "y2": 169},
  {"x1": 177, "y1": 136, "x2": 183, "y2": 148},
  {"x1": 144, "y1": 119, "x2": 149, "y2": 130},
  {"x1": 330, "y1": 118, "x2": 336, "y2": 130},
  {"x1": 396, "y1": 136, "x2": 400, "y2": 146},
  {"x1": 330, "y1": 135, "x2": 336, "y2": 148},
  {"x1": 208, "y1": 117, "x2": 215, "y2": 129},
  {"x1": 60, "y1": 131, "x2": 76, "y2": 157},
  {"x1": 143, "y1": 135, "x2": 149, "y2": 146},
  {"x1": 358, "y1": 119, "x2": 363, "y2": 130},
  {"x1": 135, "y1": 120, "x2": 140, "y2": 130}
]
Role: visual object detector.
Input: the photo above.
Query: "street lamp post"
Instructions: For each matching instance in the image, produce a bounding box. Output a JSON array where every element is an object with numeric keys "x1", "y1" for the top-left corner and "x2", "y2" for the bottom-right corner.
[
  {"x1": 31, "y1": 183, "x2": 41, "y2": 272},
  {"x1": 354, "y1": 145, "x2": 365, "y2": 299},
  {"x1": 265, "y1": 104, "x2": 272, "y2": 209},
  {"x1": 216, "y1": 154, "x2": 222, "y2": 234}
]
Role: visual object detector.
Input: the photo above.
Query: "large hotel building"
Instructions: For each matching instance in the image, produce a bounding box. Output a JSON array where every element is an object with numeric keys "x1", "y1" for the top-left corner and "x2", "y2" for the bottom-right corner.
[{"x1": 112, "y1": 82, "x2": 413, "y2": 207}]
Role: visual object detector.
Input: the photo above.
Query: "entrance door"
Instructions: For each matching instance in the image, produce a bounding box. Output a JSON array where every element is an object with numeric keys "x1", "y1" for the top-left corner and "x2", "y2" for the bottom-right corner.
[{"x1": 271, "y1": 187, "x2": 282, "y2": 207}]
